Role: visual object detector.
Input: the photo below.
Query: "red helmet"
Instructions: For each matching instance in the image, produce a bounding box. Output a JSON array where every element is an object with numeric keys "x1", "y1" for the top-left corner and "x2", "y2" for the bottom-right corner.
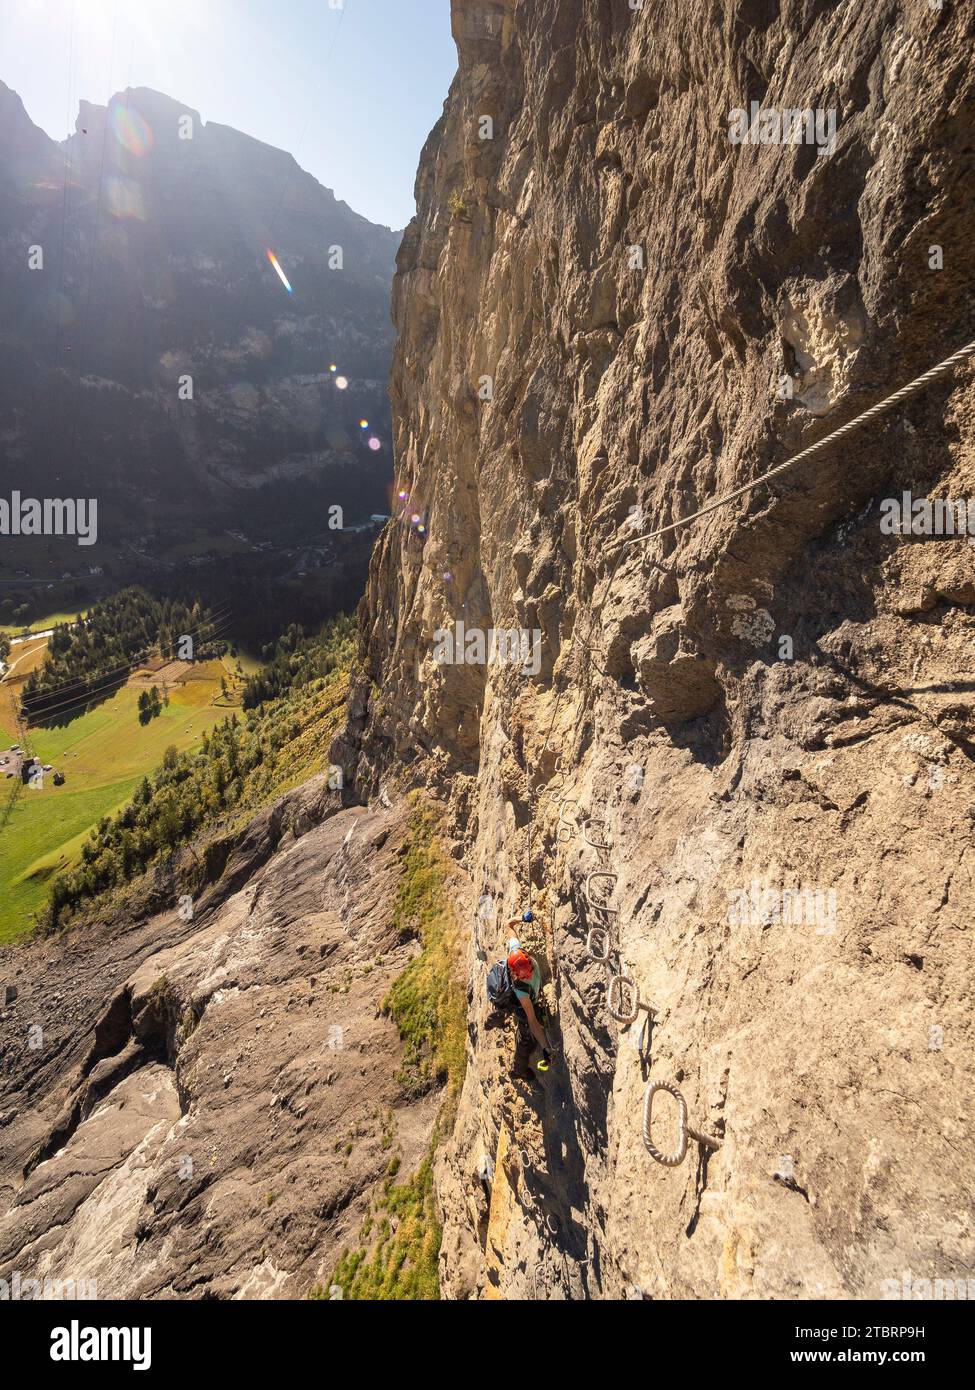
[{"x1": 507, "y1": 949, "x2": 534, "y2": 981}]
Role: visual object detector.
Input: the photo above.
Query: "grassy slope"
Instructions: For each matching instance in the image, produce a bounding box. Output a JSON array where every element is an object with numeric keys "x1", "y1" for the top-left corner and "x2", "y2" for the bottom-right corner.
[
  {"x1": 0, "y1": 663, "x2": 238, "y2": 943},
  {"x1": 234, "y1": 649, "x2": 264, "y2": 677},
  {"x1": 321, "y1": 808, "x2": 467, "y2": 1301},
  {"x1": 0, "y1": 636, "x2": 48, "y2": 730},
  {"x1": 18, "y1": 610, "x2": 89, "y2": 633},
  {"x1": 38, "y1": 646, "x2": 353, "y2": 940}
]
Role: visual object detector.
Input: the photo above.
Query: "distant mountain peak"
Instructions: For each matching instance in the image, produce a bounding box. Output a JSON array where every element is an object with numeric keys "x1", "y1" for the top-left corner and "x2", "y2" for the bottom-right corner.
[{"x1": 0, "y1": 75, "x2": 400, "y2": 523}]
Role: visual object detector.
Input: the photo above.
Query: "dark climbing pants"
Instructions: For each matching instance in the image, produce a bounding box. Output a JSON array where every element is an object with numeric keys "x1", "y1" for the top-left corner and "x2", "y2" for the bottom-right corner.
[{"x1": 512, "y1": 1018, "x2": 534, "y2": 1077}]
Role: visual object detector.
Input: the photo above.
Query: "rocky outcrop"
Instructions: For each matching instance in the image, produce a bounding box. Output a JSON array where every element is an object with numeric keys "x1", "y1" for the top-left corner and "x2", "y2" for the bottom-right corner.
[
  {"x1": 338, "y1": 0, "x2": 975, "y2": 1297},
  {"x1": 0, "y1": 783, "x2": 442, "y2": 1298}
]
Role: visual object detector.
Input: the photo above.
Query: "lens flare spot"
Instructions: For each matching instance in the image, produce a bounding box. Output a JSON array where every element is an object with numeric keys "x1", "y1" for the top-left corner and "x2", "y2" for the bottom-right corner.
[
  {"x1": 335, "y1": 375, "x2": 348, "y2": 390},
  {"x1": 110, "y1": 104, "x2": 154, "y2": 157},
  {"x1": 105, "y1": 176, "x2": 146, "y2": 221},
  {"x1": 265, "y1": 249, "x2": 293, "y2": 293},
  {"x1": 368, "y1": 436, "x2": 381, "y2": 451}
]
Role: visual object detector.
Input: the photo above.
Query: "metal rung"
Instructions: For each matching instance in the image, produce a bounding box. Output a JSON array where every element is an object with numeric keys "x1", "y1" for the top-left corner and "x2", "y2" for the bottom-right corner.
[
  {"x1": 606, "y1": 973, "x2": 653, "y2": 1025},
  {"x1": 582, "y1": 818, "x2": 611, "y2": 851},
  {"x1": 541, "y1": 754, "x2": 571, "y2": 796},
  {"x1": 557, "y1": 798, "x2": 578, "y2": 843},
  {"x1": 584, "y1": 870, "x2": 618, "y2": 915},
  {"x1": 642, "y1": 1079, "x2": 721, "y2": 1167},
  {"x1": 586, "y1": 926, "x2": 613, "y2": 963}
]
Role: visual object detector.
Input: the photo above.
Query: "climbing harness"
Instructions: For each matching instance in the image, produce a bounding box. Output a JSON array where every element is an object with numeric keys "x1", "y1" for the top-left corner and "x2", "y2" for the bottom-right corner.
[{"x1": 642, "y1": 1079, "x2": 722, "y2": 1167}]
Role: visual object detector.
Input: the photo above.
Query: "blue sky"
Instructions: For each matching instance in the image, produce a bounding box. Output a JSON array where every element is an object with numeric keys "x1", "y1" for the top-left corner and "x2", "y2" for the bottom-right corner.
[{"x1": 0, "y1": 0, "x2": 457, "y2": 229}]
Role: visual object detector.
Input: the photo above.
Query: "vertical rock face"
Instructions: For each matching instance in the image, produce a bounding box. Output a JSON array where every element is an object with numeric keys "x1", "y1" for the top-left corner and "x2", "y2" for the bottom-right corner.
[{"x1": 341, "y1": 1, "x2": 975, "y2": 1297}]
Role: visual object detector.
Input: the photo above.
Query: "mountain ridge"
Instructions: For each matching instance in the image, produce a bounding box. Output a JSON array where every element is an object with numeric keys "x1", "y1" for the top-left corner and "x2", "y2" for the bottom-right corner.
[{"x1": 0, "y1": 77, "x2": 399, "y2": 549}]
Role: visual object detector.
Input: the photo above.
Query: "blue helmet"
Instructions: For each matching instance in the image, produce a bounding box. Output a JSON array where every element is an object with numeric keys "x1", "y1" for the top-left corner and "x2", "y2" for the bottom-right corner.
[{"x1": 522, "y1": 910, "x2": 534, "y2": 923}]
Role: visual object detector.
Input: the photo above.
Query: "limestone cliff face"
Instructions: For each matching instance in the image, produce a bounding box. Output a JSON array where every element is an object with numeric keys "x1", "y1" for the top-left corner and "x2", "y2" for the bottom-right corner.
[
  {"x1": 0, "y1": 787, "x2": 436, "y2": 1298},
  {"x1": 339, "y1": 0, "x2": 975, "y2": 1297}
]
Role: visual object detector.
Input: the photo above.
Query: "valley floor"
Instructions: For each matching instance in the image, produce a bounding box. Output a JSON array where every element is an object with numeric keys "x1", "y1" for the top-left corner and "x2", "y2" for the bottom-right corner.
[{"x1": 0, "y1": 657, "x2": 241, "y2": 943}]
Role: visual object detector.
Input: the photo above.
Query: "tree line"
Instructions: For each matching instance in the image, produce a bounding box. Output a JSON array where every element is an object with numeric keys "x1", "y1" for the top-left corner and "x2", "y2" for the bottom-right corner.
[
  {"x1": 241, "y1": 614, "x2": 355, "y2": 709},
  {"x1": 43, "y1": 616, "x2": 356, "y2": 929},
  {"x1": 21, "y1": 587, "x2": 224, "y2": 723}
]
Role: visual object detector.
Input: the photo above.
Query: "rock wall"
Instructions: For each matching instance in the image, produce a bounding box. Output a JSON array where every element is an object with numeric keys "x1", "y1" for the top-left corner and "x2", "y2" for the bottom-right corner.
[
  {"x1": 340, "y1": 0, "x2": 975, "y2": 1297},
  {"x1": 0, "y1": 786, "x2": 440, "y2": 1298}
]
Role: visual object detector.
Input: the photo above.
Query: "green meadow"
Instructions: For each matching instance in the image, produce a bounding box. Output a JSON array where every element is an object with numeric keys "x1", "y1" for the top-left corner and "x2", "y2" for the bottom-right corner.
[
  {"x1": 0, "y1": 661, "x2": 239, "y2": 943},
  {"x1": 16, "y1": 609, "x2": 89, "y2": 633}
]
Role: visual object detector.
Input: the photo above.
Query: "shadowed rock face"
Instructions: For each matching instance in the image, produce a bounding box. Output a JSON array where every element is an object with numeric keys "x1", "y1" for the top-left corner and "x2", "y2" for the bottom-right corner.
[
  {"x1": 337, "y1": 1, "x2": 975, "y2": 1297},
  {"x1": 0, "y1": 81, "x2": 397, "y2": 520},
  {"x1": 0, "y1": 784, "x2": 443, "y2": 1299}
]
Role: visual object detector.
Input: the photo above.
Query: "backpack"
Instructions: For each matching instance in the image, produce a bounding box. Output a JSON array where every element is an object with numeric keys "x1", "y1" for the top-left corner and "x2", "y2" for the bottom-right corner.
[{"x1": 486, "y1": 960, "x2": 517, "y2": 1012}]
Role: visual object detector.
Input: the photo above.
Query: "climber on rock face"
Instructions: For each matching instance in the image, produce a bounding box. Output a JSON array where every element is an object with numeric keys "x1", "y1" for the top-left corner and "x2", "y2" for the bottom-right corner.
[
  {"x1": 508, "y1": 946, "x2": 550, "y2": 1085},
  {"x1": 485, "y1": 913, "x2": 551, "y2": 1090}
]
